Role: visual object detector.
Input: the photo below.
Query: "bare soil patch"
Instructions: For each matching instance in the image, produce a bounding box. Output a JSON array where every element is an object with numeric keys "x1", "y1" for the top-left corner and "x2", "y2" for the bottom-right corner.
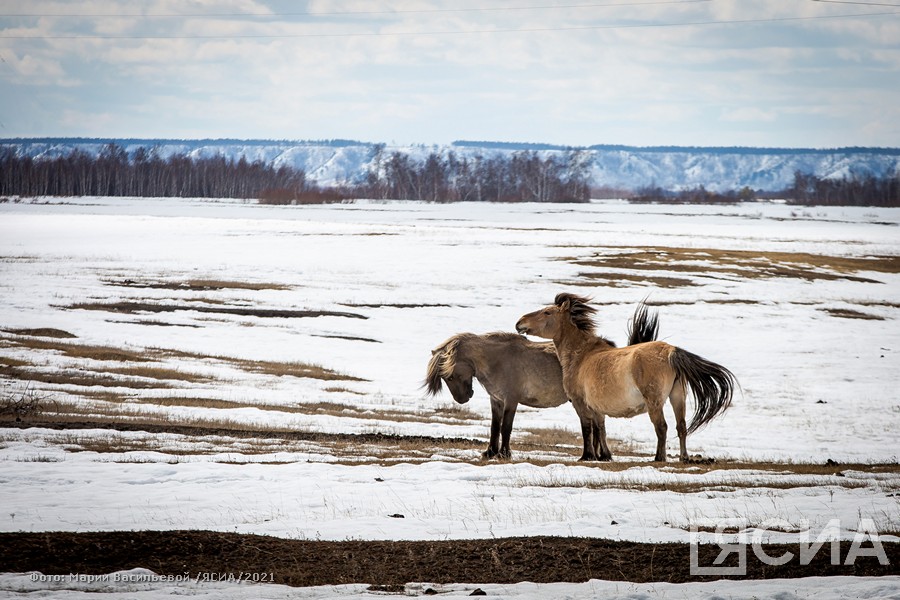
[{"x1": 0, "y1": 531, "x2": 896, "y2": 587}]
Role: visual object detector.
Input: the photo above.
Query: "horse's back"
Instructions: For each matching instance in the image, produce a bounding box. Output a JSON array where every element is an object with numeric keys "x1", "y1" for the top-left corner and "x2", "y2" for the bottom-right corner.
[
  {"x1": 576, "y1": 341, "x2": 678, "y2": 417},
  {"x1": 479, "y1": 332, "x2": 568, "y2": 408}
]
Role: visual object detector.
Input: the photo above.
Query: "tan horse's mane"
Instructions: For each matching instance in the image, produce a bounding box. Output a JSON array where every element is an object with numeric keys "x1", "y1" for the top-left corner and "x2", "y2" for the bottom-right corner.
[{"x1": 554, "y1": 292, "x2": 598, "y2": 333}]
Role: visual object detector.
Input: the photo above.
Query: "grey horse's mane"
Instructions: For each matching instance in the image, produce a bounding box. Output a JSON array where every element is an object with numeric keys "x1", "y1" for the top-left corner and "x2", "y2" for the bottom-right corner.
[{"x1": 424, "y1": 334, "x2": 465, "y2": 395}]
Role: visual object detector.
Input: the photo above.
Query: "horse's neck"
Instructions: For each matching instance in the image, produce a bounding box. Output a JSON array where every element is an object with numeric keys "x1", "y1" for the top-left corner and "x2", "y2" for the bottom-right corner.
[
  {"x1": 461, "y1": 338, "x2": 492, "y2": 378},
  {"x1": 554, "y1": 326, "x2": 608, "y2": 368}
]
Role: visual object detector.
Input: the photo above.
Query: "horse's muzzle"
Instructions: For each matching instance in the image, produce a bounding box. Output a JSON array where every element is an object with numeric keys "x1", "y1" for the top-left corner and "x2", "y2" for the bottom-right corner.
[{"x1": 515, "y1": 319, "x2": 529, "y2": 335}]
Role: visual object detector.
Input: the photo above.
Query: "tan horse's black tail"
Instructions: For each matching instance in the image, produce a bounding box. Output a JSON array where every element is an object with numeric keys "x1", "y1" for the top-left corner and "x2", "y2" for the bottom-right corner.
[
  {"x1": 671, "y1": 347, "x2": 736, "y2": 434},
  {"x1": 627, "y1": 300, "x2": 659, "y2": 346}
]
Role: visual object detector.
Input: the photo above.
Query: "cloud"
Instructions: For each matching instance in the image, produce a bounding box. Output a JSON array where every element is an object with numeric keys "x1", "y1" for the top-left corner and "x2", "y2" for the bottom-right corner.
[
  {"x1": 1, "y1": 0, "x2": 898, "y2": 146},
  {"x1": 720, "y1": 107, "x2": 778, "y2": 123}
]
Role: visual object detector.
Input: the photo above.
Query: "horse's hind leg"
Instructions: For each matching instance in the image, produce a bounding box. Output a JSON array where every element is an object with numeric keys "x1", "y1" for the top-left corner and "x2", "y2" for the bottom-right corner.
[
  {"x1": 669, "y1": 379, "x2": 689, "y2": 462},
  {"x1": 647, "y1": 403, "x2": 668, "y2": 462}
]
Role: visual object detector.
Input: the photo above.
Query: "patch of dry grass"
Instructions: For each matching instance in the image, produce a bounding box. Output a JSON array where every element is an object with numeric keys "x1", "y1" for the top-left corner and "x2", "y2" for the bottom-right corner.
[
  {"x1": 514, "y1": 426, "x2": 640, "y2": 458},
  {"x1": 324, "y1": 386, "x2": 366, "y2": 395},
  {"x1": 0, "y1": 355, "x2": 31, "y2": 368},
  {"x1": 1, "y1": 334, "x2": 151, "y2": 362},
  {"x1": 223, "y1": 356, "x2": 367, "y2": 382},
  {"x1": 432, "y1": 404, "x2": 481, "y2": 420},
  {"x1": 3, "y1": 328, "x2": 76, "y2": 339},
  {"x1": 560, "y1": 272, "x2": 697, "y2": 289},
  {"x1": 65, "y1": 301, "x2": 367, "y2": 320},
  {"x1": 821, "y1": 308, "x2": 885, "y2": 320},
  {"x1": 105, "y1": 278, "x2": 292, "y2": 291},
  {"x1": 0, "y1": 364, "x2": 185, "y2": 389},
  {"x1": 4, "y1": 386, "x2": 481, "y2": 433},
  {"x1": 560, "y1": 246, "x2": 900, "y2": 288},
  {"x1": 1, "y1": 332, "x2": 367, "y2": 392}
]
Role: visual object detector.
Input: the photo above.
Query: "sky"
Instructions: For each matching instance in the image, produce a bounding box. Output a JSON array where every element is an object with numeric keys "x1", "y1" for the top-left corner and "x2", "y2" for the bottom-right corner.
[{"x1": 0, "y1": 0, "x2": 899, "y2": 148}]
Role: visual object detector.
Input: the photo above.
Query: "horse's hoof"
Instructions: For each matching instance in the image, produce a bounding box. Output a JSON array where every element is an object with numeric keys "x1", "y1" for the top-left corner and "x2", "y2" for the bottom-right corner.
[{"x1": 481, "y1": 450, "x2": 498, "y2": 460}]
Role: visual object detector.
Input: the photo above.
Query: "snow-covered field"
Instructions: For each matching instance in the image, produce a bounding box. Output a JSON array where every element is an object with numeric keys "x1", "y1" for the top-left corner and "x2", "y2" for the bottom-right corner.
[{"x1": 1, "y1": 197, "x2": 898, "y2": 598}]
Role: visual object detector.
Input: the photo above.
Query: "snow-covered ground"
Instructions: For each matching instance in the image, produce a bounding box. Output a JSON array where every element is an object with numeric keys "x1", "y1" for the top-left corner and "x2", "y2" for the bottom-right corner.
[
  {"x1": 1, "y1": 197, "x2": 898, "y2": 598},
  {"x1": 2, "y1": 570, "x2": 899, "y2": 600}
]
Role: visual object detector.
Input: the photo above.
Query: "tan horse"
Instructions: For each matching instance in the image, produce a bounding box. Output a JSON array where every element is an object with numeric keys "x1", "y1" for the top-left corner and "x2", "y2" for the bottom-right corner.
[
  {"x1": 516, "y1": 293, "x2": 735, "y2": 462},
  {"x1": 425, "y1": 301, "x2": 659, "y2": 460}
]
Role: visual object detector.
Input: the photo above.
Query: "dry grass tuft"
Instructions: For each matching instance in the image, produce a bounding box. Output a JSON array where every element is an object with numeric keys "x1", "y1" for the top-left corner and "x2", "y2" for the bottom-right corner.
[
  {"x1": 324, "y1": 386, "x2": 366, "y2": 395},
  {"x1": 821, "y1": 308, "x2": 885, "y2": 320},
  {"x1": 432, "y1": 404, "x2": 481, "y2": 421}
]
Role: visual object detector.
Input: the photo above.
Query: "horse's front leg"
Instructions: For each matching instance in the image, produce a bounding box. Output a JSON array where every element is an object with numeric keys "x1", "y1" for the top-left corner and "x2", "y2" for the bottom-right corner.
[
  {"x1": 596, "y1": 415, "x2": 612, "y2": 461},
  {"x1": 497, "y1": 400, "x2": 519, "y2": 460},
  {"x1": 483, "y1": 395, "x2": 504, "y2": 459}
]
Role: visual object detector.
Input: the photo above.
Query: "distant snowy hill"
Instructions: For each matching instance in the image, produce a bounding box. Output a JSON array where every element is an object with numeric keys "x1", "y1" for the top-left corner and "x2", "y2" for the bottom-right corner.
[{"x1": 4, "y1": 138, "x2": 899, "y2": 192}]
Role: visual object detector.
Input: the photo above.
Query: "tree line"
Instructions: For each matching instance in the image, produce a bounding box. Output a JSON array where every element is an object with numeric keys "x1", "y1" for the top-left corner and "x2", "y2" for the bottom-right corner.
[
  {"x1": 787, "y1": 171, "x2": 899, "y2": 207},
  {"x1": 351, "y1": 146, "x2": 591, "y2": 203},
  {"x1": 3, "y1": 143, "x2": 896, "y2": 205},
  {"x1": 0, "y1": 144, "x2": 306, "y2": 199},
  {"x1": 0, "y1": 144, "x2": 591, "y2": 203},
  {"x1": 630, "y1": 171, "x2": 899, "y2": 207}
]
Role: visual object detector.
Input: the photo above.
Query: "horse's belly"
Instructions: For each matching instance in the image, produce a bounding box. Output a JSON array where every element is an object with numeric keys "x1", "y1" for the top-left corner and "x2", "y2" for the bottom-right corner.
[
  {"x1": 594, "y1": 385, "x2": 648, "y2": 418},
  {"x1": 520, "y1": 382, "x2": 569, "y2": 408},
  {"x1": 523, "y1": 396, "x2": 569, "y2": 409},
  {"x1": 606, "y1": 402, "x2": 648, "y2": 418}
]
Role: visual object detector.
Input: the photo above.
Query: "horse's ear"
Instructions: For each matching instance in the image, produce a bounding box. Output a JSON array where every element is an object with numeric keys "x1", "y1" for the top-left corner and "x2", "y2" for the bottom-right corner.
[
  {"x1": 431, "y1": 349, "x2": 437, "y2": 356},
  {"x1": 555, "y1": 292, "x2": 585, "y2": 314},
  {"x1": 554, "y1": 292, "x2": 573, "y2": 309}
]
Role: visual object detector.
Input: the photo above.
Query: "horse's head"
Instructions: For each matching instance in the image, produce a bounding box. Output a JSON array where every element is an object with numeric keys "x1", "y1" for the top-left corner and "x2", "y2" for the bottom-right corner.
[
  {"x1": 516, "y1": 292, "x2": 597, "y2": 339},
  {"x1": 424, "y1": 336, "x2": 475, "y2": 404}
]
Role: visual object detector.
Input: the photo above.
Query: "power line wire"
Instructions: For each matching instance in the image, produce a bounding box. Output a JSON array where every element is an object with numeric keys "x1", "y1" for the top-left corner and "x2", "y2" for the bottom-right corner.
[
  {"x1": 0, "y1": 0, "x2": 712, "y2": 19},
  {"x1": 1, "y1": 9, "x2": 897, "y2": 40},
  {"x1": 811, "y1": 0, "x2": 900, "y2": 6}
]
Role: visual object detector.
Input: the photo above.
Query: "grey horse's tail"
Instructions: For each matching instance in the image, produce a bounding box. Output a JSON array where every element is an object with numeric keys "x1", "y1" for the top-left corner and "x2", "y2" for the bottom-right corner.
[
  {"x1": 628, "y1": 300, "x2": 660, "y2": 345},
  {"x1": 671, "y1": 347, "x2": 736, "y2": 434}
]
